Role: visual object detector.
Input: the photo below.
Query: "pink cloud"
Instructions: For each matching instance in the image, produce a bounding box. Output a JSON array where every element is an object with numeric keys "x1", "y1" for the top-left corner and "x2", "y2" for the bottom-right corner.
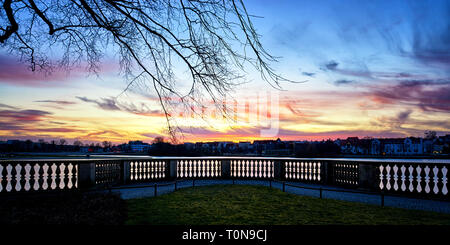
[{"x1": 0, "y1": 54, "x2": 118, "y2": 87}]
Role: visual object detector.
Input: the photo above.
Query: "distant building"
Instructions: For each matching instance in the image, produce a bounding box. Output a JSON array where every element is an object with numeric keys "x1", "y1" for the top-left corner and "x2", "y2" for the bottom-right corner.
[{"x1": 129, "y1": 140, "x2": 151, "y2": 152}]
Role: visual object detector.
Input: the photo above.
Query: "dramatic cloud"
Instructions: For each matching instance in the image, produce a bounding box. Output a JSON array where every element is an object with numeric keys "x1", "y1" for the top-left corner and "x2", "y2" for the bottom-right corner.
[
  {"x1": 0, "y1": 109, "x2": 52, "y2": 122},
  {"x1": 76, "y1": 96, "x2": 164, "y2": 116},
  {"x1": 0, "y1": 55, "x2": 70, "y2": 86},
  {"x1": 366, "y1": 79, "x2": 450, "y2": 112},
  {"x1": 0, "y1": 53, "x2": 119, "y2": 87},
  {"x1": 334, "y1": 79, "x2": 355, "y2": 86},
  {"x1": 85, "y1": 130, "x2": 124, "y2": 138},
  {"x1": 302, "y1": 72, "x2": 315, "y2": 77},
  {"x1": 76, "y1": 96, "x2": 121, "y2": 111},
  {"x1": 34, "y1": 100, "x2": 77, "y2": 105},
  {"x1": 324, "y1": 60, "x2": 339, "y2": 70},
  {"x1": 0, "y1": 103, "x2": 19, "y2": 110},
  {"x1": 397, "y1": 109, "x2": 412, "y2": 123}
]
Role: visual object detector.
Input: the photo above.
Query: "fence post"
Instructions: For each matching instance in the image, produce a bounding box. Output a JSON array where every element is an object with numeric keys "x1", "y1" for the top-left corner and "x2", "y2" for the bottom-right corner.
[
  {"x1": 326, "y1": 161, "x2": 334, "y2": 185},
  {"x1": 221, "y1": 160, "x2": 231, "y2": 179},
  {"x1": 78, "y1": 162, "x2": 96, "y2": 190},
  {"x1": 358, "y1": 162, "x2": 378, "y2": 191},
  {"x1": 169, "y1": 160, "x2": 178, "y2": 180},
  {"x1": 321, "y1": 161, "x2": 328, "y2": 184},
  {"x1": 274, "y1": 160, "x2": 284, "y2": 181},
  {"x1": 122, "y1": 160, "x2": 131, "y2": 184}
]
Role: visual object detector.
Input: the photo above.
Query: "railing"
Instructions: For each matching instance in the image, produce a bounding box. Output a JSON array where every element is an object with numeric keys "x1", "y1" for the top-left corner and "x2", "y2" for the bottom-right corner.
[{"x1": 0, "y1": 157, "x2": 448, "y2": 200}]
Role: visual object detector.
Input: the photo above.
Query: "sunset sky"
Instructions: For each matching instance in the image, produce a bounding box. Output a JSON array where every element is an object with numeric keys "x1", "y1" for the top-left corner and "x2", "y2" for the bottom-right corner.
[{"x1": 0, "y1": 0, "x2": 449, "y2": 144}]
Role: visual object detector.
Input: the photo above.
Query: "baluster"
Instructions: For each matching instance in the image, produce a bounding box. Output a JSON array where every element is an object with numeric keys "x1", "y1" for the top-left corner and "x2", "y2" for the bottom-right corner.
[
  {"x1": 0, "y1": 164, "x2": 5, "y2": 192},
  {"x1": 195, "y1": 160, "x2": 199, "y2": 178},
  {"x1": 408, "y1": 165, "x2": 414, "y2": 192},
  {"x1": 385, "y1": 164, "x2": 391, "y2": 190},
  {"x1": 263, "y1": 161, "x2": 266, "y2": 178},
  {"x1": 130, "y1": 162, "x2": 135, "y2": 181},
  {"x1": 424, "y1": 166, "x2": 430, "y2": 193},
  {"x1": 34, "y1": 164, "x2": 41, "y2": 190},
  {"x1": 0, "y1": 164, "x2": 3, "y2": 192},
  {"x1": 149, "y1": 161, "x2": 154, "y2": 179},
  {"x1": 393, "y1": 165, "x2": 398, "y2": 191},
  {"x1": 141, "y1": 161, "x2": 146, "y2": 180},
  {"x1": 209, "y1": 160, "x2": 213, "y2": 178},
  {"x1": 289, "y1": 161, "x2": 293, "y2": 179},
  {"x1": 379, "y1": 165, "x2": 385, "y2": 190},
  {"x1": 256, "y1": 160, "x2": 259, "y2": 178},
  {"x1": 5, "y1": 164, "x2": 13, "y2": 192},
  {"x1": 400, "y1": 165, "x2": 406, "y2": 191},
  {"x1": 186, "y1": 160, "x2": 190, "y2": 178},
  {"x1": 201, "y1": 160, "x2": 205, "y2": 178},
  {"x1": 139, "y1": 161, "x2": 143, "y2": 180},
  {"x1": 136, "y1": 161, "x2": 140, "y2": 180},
  {"x1": 156, "y1": 161, "x2": 160, "y2": 179},
  {"x1": 432, "y1": 166, "x2": 439, "y2": 194},
  {"x1": 205, "y1": 160, "x2": 209, "y2": 178},
  {"x1": 259, "y1": 161, "x2": 263, "y2": 178},
  {"x1": 416, "y1": 165, "x2": 422, "y2": 193},
  {"x1": 66, "y1": 163, "x2": 73, "y2": 189},
  {"x1": 312, "y1": 162, "x2": 317, "y2": 181},
  {"x1": 316, "y1": 162, "x2": 320, "y2": 181},
  {"x1": 61, "y1": 163, "x2": 68, "y2": 189},
  {"x1": 15, "y1": 164, "x2": 23, "y2": 191},
  {"x1": 442, "y1": 167, "x2": 448, "y2": 195}
]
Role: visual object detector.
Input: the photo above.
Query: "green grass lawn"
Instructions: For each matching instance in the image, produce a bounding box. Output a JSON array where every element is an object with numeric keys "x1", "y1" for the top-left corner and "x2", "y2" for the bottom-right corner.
[{"x1": 126, "y1": 185, "x2": 450, "y2": 225}]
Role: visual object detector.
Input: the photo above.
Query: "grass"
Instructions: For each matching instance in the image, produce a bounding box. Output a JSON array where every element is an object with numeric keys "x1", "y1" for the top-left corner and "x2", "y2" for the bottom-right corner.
[{"x1": 126, "y1": 185, "x2": 450, "y2": 225}]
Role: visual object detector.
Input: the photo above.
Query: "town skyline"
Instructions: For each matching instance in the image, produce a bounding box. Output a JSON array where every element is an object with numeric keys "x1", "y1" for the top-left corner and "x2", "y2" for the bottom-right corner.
[{"x1": 2, "y1": 131, "x2": 449, "y2": 156}]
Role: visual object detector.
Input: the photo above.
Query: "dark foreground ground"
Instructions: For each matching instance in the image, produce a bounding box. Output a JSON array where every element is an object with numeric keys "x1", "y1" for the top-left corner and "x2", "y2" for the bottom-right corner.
[
  {"x1": 0, "y1": 192, "x2": 126, "y2": 224},
  {"x1": 1, "y1": 185, "x2": 450, "y2": 225}
]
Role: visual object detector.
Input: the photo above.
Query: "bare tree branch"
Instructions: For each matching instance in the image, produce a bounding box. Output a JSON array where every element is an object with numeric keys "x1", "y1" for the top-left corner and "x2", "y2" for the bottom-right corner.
[{"x1": 0, "y1": 0, "x2": 292, "y2": 142}]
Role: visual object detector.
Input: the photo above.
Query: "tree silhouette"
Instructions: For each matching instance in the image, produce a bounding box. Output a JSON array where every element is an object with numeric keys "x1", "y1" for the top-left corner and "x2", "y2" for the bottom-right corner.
[{"x1": 0, "y1": 0, "x2": 289, "y2": 141}]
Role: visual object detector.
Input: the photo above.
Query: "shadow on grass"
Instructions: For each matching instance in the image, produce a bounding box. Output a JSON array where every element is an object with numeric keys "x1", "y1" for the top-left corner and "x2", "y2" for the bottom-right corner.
[{"x1": 0, "y1": 192, "x2": 126, "y2": 224}]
